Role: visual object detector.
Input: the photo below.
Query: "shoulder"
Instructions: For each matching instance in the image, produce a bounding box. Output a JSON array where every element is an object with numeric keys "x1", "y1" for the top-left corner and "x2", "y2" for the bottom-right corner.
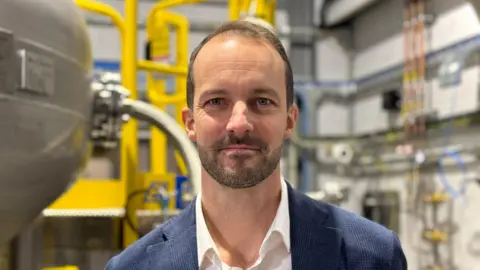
[
  {"x1": 106, "y1": 204, "x2": 195, "y2": 269},
  {"x1": 291, "y1": 189, "x2": 407, "y2": 268},
  {"x1": 326, "y1": 202, "x2": 406, "y2": 268}
]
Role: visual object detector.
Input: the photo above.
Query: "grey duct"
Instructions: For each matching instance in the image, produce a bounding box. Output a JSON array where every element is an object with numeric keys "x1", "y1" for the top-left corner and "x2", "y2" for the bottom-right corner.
[{"x1": 323, "y1": 0, "x2": 380, "y2": 26}]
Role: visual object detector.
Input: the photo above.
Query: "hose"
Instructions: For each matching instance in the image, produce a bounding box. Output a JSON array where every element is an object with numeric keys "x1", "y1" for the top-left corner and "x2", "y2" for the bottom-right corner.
[{"x1": 120, "y1": 98, "x2": 202, "y2": 195}]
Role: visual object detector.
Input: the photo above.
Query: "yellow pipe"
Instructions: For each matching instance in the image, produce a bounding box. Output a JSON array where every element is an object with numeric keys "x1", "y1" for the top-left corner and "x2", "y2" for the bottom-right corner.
[
  {"x1": 266, "y1": 0, "x2": 276, "y2": 25},
  {"x1": 141, "y1": 12, "x2": 189, "y2": 104},
  {"x1": 74, "y1": 0, "x2": 125, "y2": 34},
  {"x1": 175, "y1": 152, "x2": 188, "y2": 175},
  {"x1": 256, "y1": 0, "x2": 267, "y2": 19},
  {"x1": 138, "y1": 60, "x2": 188, "y2": 76},
  {"x1": 123, "y1": 0, "x2": 140, "y2": 248},
  {"x1": 146, "y1": 0, "x2": 203, "y2": 40},
  {"x1": 241, "y1": 0, "x2": 252, "y2": 16},
  {"x1": 167, "y1": 10, "x2": 189, "y2": 123},
  {"x1": 150, "y1": 94, "x2": 186, "y2": 105},
  {"x1": 170, "y1": 11, "x2": 190, "y2": 178},
  {"x1": 229, "y1": 0, "x2": 241, "y2": 20}
]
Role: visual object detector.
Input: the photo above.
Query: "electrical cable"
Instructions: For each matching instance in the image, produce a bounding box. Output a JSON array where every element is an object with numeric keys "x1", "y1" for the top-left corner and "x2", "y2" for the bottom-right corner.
[
  {"x1": 124, "y1": 189, "x2": 148, "y2": 237},
  {"x1": 124, "y1": 186, "x2": 171, "y2": 237},
  {"x1": 437, "y1": 148, "x2": 469, "y2": 203}
]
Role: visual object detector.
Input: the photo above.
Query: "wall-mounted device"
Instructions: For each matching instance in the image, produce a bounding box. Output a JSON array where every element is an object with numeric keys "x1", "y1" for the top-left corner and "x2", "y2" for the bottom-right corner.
[
  {"x1": 382, "y1": 89, "x2": 402, "y2": 112},
  {"x1": 362, "y1": 191, "x2": 401, "y2": 235}
]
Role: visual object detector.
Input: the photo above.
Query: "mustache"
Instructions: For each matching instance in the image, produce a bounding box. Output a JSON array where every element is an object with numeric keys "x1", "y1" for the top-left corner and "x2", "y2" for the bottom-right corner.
[{"x1": 211, "y1": 134, "x2": 267, "y2": 151}]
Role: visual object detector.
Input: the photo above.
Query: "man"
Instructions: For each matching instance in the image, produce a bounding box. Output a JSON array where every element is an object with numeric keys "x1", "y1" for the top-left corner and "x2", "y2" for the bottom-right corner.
[{"x1": 106, "y1": 19, "x2": 407, "y2": 270}]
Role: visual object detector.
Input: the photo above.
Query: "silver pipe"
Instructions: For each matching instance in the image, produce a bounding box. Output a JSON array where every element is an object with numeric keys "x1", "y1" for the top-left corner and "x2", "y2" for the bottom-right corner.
[{"x1": 120, "y1": 99, "x2": 202, "y2": 195}]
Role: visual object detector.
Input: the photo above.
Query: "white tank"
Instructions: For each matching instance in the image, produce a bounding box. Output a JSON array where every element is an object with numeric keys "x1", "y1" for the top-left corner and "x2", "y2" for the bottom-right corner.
[{"x1": 0, "y1": 0, "x2": 93, "y2": 244}]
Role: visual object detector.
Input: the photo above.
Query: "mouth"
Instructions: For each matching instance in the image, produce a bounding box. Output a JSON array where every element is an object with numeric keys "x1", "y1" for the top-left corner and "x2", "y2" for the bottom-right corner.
[
  {"x1": 220, "y1": 144, "x2": 262, "y2": 155},
  {"x1": 222, "y1": 144, "x2": 260, "y2": 151}
]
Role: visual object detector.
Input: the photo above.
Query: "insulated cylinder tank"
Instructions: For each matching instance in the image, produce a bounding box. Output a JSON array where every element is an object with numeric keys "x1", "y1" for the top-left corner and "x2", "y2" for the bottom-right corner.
[{"x1": 0, "y1": 0, "x2": 93, "y2": 245}]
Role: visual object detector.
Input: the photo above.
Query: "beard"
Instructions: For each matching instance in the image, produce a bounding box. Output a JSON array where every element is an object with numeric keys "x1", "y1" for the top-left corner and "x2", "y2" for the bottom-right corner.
[{"x1": 198, "y1": 133, "x2": 282, "y2": 189}]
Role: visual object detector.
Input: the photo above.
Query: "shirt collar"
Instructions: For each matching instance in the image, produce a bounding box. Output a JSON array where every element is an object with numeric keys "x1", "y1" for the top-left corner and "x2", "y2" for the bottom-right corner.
[{"x1": 196, "y1": 179, "x2": 290, "y2": 267}]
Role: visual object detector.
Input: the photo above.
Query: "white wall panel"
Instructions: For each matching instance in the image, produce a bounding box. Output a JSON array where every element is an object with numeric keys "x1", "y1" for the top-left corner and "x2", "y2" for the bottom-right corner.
[
  {"x1": 431, "y1": 65, "x2": 480, "y2": 118},
  {"x1": 317, "y1": 101, "x2": 350, "y2": 135},
  {"x1": 316, "y1": 37, "x2": 351, "y2": 81}
]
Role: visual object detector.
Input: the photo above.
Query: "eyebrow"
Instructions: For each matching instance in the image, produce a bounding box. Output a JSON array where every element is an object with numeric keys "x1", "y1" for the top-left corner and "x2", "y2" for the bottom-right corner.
[
  {"x1": 199, "y1": 87, "x2": 280, "y2": 100},
  {"x1": 252, "y1": 88, "x2": 280, "y2": 101}
]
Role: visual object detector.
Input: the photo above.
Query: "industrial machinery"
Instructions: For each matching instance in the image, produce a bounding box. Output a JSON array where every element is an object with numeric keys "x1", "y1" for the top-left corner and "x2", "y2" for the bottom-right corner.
[{"x1": 0, "y1": 0, "x2": 203, "y2": 252}]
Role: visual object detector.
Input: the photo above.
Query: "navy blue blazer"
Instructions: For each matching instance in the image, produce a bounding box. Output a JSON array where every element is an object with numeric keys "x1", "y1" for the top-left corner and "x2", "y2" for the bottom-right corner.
[{"x1": 106, "y1": 183, "x2": 407, "y2": 269}]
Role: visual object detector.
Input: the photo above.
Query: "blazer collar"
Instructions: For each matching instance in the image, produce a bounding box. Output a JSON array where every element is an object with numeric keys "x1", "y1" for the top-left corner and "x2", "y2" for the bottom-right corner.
[
  {"x1": 146, "y1": 203, "x2": 199, "y2": 270},
  {"x1": 146, "y1": 181, "x2": 343, "y2": 270},
  {"x1": 287, "y1": 182, "x2": 343, "y2": 270}
]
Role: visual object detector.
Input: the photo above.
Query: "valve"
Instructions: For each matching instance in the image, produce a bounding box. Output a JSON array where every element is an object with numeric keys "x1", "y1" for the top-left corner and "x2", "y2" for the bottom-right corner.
[
  {"x1": 144, "y1": 181, "x2": 175, "y2": 209},
  {"x1": 423, "y1": 192, "x2": 449, "y2": 204},
  {"x1": 89, "y1": 72, "x2": 130, "y2": 150},
  {"x1": 423, "y1": 229, "x2": 448, "y2": 243}
]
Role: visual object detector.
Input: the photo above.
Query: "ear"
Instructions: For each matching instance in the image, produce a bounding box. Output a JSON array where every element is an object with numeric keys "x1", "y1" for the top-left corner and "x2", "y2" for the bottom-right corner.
[
  {"x1": 182, "y1": 107, "x2": 197, "y2": 142},
  {"x1": 284, "y1": 103, "x2": 298, "y2": 139}
]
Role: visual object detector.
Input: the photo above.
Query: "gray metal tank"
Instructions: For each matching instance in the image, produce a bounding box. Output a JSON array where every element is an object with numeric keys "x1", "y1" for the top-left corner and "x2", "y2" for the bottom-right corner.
[{"x1": 0, "y1": 0, "x2": 93, "y2": 245}]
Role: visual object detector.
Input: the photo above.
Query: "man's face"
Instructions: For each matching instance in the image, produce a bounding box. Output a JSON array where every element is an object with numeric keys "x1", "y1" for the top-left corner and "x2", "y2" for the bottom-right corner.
[{"x1": 183, "y1": 34, "x2": 297, "y2": 189}]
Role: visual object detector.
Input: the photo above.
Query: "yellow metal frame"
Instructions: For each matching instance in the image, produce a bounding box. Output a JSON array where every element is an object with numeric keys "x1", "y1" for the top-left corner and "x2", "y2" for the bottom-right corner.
[
  {"x1": 142, "y1": 8, "x2": 190, "y2": 212},
  {"x1": 46, "y1": 0, "x2": 139, "y2": 247},
  {"x1": 45, "y1": 0, "x2": 203, "y2": 249}
]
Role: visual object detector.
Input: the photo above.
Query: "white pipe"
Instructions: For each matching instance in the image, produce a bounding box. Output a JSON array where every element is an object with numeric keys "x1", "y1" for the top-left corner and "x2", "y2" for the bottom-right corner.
[
  {"x1": 121, "y1": 99, "x2": 202, "y2": 195},
  {"x1": 324, "y1": 0, "x2": 379, "y2": 26}
]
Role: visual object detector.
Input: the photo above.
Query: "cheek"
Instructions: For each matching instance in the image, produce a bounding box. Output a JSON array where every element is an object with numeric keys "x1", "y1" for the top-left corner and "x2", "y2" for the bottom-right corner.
[
  {"x1": 257, "y1": 119, "x2": 286, "y2": 144},
  {"x1": 195, "y1": 117, "x2": 224, "y2": 145}
]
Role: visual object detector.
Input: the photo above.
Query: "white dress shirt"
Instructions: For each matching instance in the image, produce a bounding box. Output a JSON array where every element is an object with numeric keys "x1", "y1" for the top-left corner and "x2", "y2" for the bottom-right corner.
[{"x1": 196, "y1": 179, "x2": 292, "y2": 270}]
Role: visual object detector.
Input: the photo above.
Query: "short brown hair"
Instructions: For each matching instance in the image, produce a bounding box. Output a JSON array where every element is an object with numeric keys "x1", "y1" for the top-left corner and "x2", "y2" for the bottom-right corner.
[{"x1": 186, "y1": 20, "x2": 294, "y2": 109}]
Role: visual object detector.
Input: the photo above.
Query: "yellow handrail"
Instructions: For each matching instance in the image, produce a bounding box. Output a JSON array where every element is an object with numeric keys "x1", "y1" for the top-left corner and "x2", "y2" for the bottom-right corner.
[
  {"x1": 74, "y1": 0, "x2": 125, "y2": 34},
  {"x1": 138, "y1": 60, "x2": 188, "y2": 76},
  {"x1": 146, "y1": 0, "x2": 203, "y2": 35}
]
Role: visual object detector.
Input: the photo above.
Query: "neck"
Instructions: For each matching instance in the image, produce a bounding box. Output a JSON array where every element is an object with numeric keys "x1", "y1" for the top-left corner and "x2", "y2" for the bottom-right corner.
[{"x1": 200, "y1": 169, "x2": 282, "y2": 267}]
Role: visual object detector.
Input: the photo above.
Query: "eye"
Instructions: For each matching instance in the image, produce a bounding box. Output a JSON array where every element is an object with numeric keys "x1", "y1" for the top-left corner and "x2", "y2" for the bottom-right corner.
[
  {"x1": 206, "y1": 98, "x2": 224, "y2": 106},
  {"x1": 257, "y1": 98, "x2": 272, "y2": 106}
]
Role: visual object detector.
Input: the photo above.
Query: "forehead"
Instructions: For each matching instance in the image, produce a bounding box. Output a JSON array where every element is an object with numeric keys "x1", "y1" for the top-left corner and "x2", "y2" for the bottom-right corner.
[{"x1": 193, "y1": 34, "x2": 285, "y2": 94}]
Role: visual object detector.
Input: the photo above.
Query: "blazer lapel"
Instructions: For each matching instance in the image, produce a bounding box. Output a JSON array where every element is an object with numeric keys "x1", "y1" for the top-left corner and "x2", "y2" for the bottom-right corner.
[
  {"x1": 146, "y1": 202, "x2": 199, "y2": 270},
  {"x1": 287, "y1": 183, "x2": 343, "y2": 270}
]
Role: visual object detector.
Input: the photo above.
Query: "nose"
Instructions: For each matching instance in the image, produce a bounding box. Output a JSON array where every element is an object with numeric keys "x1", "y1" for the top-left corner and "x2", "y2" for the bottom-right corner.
[{"x1": 226, "y1": 102, "x2": 253, "y2": 136}]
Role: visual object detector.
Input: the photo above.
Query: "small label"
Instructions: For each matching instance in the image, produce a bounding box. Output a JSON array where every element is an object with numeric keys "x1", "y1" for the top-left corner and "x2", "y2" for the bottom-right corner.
[{"x1": 18, "y1": 49, "x2": 55, "y2": 96}]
